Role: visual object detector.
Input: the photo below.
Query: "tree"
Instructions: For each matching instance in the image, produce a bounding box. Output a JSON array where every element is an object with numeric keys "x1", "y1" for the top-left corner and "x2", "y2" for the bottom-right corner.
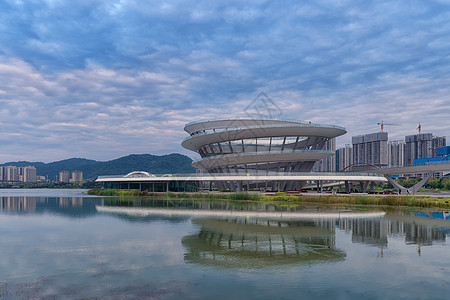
[
  {"x1": 442, "y1": 178, "x2": 450, "y2": 190},
  {"x1": 425, "y1": 177, "x2": 440, "y2": 189}
]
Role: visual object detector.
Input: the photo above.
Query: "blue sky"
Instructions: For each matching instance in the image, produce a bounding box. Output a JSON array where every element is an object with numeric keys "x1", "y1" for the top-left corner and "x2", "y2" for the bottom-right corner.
[{"x1": 1, "y1": 0, "x2": 450, "y2": 162}]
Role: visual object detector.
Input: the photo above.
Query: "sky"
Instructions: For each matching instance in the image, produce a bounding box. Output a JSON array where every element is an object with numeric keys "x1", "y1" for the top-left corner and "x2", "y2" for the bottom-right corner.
[{"x1": 1, "y1": 0, "x2": 450, "y2": 163}]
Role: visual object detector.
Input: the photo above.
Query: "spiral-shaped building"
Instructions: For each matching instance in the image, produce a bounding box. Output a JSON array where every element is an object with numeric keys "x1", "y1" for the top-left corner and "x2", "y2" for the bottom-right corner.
[{"x1": 181, "y1": 118, "x2": 346, "y2": 191}]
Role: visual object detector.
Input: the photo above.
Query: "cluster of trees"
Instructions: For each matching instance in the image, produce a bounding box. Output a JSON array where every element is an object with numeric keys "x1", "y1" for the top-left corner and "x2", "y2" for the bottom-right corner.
[
  {"x1": 423, "y1": 177, "x2": 450, "y2": 190},
  {"x1": 369, "y1": 176, "x2": 450, "y2": 192},
  {"x1": 391, "y1": 177, "x2": 450, "y2": 190}
]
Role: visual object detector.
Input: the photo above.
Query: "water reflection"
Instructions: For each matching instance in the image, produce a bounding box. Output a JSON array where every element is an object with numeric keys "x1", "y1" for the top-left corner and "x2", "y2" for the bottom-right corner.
[
  {"x1": 96, "y1": 201, "x2": 450, "y2": 262},
  {"x1": 416, "y1": 211, "x2": 450, "y2": 220},
  {"x1": 334, "y1": 214, "x2": 449, "y2": 257},
  {"x1": 182, "y1": 218, "x2": 346, "y2": 269},
  {"x1": 338, "y1": 218, "x2": 389, "y2": 247},
  {"x1": 2, "y1": 195, "x2": 450, "y2": 258},
  {"x1": 0, "y1": 196, "x2": 37, "y2": 211},
  {"x1": 96, "y1": 200, "x2": 386, "y2": 220},
  {"x1": 0, "y1": 196, "x2": 97, "y2": 217},
  {"x1": 1, "y1": 192, "x2": 450, "y2": 299}
]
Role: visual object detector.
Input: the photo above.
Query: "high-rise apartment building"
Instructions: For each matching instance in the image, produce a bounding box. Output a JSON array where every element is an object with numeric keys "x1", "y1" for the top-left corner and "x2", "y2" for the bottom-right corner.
[
  {"x1": 59, "y1": 170, "x2": 70, "y2": 182},
  {"x1": 18, "y1": 167, "x2": 24, "y2": 182},
  {"x1": 388, "y1": 140, "x2": 405, "y2": 167},
  {"x1": 432, "y1": 136, "x2": 446, "y2": 156},
  {"x1": 0, "y1": 166, "x2": 37, "y2": 183},
  {"x1": 404, "y1": 134, "x2": 446, "y2": 166},
  {"x1": 5, "y1": 166, "x2": 19, "y2": 182},
  {"x1": 71, "y1": 170, "x2": 83, "y2": 182},
  {"x1": 22, "y1": 166, "x2": 37, "y2": 183},
  {"x1": 352, "y1": 132, "x2": 388, "y2": 167},
  {"x1": 313, "y1": 138, "x2": 336, "y2": 172},
  {"x1": 336, "y1": 144, "x2": 353, "y2": 171}
]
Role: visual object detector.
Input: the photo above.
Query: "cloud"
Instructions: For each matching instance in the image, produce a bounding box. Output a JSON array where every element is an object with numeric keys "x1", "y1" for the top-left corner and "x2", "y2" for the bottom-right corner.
[{"x1": 0, "y1": 0, "x2": 450, "y2": 162}]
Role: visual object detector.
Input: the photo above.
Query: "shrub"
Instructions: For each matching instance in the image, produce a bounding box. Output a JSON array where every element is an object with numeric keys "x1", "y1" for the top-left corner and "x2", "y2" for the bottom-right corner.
[{"x1": 355, "y1": 196, "x2": 371, "y2": 205}]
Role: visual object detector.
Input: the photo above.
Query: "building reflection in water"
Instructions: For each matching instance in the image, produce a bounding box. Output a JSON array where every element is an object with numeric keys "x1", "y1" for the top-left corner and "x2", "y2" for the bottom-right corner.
[
  {"x1": 72, "y1": 197, "x2": 83, "y2": 207},
  {"x1": 0, "y1": 196, "x2": 85, "y2": 212},
  {"x1": 97, "y1": 199, "x2": 450, "y2": 260},
  {"x1": 2, "y1": 195, "x2": 449, "y2": 259},
  {"x1": 336, "y1": 214, "x2": 449, "y2": 256},
  {"x1": 0, "y1": 196, "x2": 37, "y2": 211},
  {"x1": 58, "y1": 197, "x2": 83, "y2": 208},
  {"x1": 182, "y1": 217, "x2": 346, "y2": 269},
  {"x1": 182, "y1": 213, "x2": 450, "y2": 268},
  {"x1": 337, "y1": 218, "x2": 389, "y2": 248}
]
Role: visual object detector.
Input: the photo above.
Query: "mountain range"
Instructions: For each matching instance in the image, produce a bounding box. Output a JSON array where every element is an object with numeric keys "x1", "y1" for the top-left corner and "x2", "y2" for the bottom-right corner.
[{"x1": 0, "y1": 154, "x2": 196, "y2": 180}]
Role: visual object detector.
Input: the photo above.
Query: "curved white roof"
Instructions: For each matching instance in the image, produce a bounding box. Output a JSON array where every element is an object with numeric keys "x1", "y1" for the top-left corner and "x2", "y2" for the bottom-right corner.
[
  {"x1": 124, "y1": 171, "x2": 155, "y2": 178},
  {"x1": 184, "y1": 117, "x2": 345, "y2": 135},
  {"x1": 182, "y1": 124, "x2": 346, "y2": 151}
]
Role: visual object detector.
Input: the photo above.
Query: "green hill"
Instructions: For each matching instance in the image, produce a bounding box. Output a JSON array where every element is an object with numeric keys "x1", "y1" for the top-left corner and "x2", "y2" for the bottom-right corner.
[{"x1": 0, "y1": 153, "x2": 196, "y2": 180}]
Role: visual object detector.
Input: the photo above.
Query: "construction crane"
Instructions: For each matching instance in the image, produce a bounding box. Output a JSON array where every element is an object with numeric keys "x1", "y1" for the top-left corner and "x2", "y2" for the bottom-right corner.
[
  {"x1": 377, "y1": 120, "x2": 400, "y2": 132},
  {"x1": 417, "y1": 123, "x2": 422, "y2": 158}
]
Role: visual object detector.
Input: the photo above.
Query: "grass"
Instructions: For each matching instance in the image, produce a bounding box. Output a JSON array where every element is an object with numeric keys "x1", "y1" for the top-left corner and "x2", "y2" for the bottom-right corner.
[
  {"x1": 87, "y1": 189, "x2": 450, "y2": 208},
  {"x1": 88, "y1": 189, "x2": 143, "y2": 196}
]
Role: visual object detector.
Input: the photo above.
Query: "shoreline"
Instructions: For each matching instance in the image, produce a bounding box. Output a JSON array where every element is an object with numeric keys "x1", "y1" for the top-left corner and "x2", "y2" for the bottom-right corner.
[{"x1": 88, "y1": 189, "x2": 450, "y2": 208}]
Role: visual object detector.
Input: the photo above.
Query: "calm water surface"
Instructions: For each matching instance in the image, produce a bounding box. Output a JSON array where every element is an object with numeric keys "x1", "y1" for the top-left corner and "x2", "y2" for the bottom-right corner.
[{"x1": 0, "y1": 189, "x2": 449, "y2": 299}]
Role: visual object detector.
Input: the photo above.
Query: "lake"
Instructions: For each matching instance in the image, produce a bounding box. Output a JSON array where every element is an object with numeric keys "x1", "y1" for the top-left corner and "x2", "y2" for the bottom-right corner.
[{"x1": 0, "y1": 189, "x2": 449, "y2": 299}]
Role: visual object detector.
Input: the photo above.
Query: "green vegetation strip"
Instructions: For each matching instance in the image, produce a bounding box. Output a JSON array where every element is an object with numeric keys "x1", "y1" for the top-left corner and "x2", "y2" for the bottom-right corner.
[{"x1": 88, "y1": 189, "x2": 450, "y2": 208}]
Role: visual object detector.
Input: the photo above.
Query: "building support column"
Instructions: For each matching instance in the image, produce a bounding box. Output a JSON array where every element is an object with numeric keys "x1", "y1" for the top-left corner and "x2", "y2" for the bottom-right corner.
[
  {"x1": 360, "y1": 181, "x2": 368, "y2": 193},
  {"x1": 411, "y1": 172, "x2": 434, "y2": 194},
  {"x1": 384, "y1": 175, "x2": 408, "y2": 194}
]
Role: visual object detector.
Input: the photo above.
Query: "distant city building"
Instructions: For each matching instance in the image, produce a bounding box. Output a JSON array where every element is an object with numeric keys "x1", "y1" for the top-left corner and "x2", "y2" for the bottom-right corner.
[
  {"x1": 388, "y1": 140, "x2": 405, "y2": 167},
  {"x1": 313, "y1": 138, "x2": 336, "y2": 172},
  {"x1": 18, "y1": 167, "x2": 24, "y2": 182},
  {"x1": 22, "y1": 166, "x2": 37, "y2": 183},
  {"x1": 432, "y1": 136, "x2": 446, "y2": 156},
  {"x1": 5, "y1": 166, "x2": 19, "y2": 182},
  {"x1": 352, "y1": 132, "x2": 388, "y2": 167},
  {"x1": 37, "y1": 175, "x2": 47, "y2": 182},
  {"x1": 59, "y1": 170, "x2": 70, "y2": 182},
  {"x1": 436, "y1": 145, "x2": 450, "y2": 157},
  {"x1": 413, "y1": 144, "x2": 449, "y2": 178},
  {"x1": 336, "y1": 144, "x2": 353, "y2": 171},
  {"x1": 405, "y1": 134, "x2": 446, "y2": 166},
  {"x1": 71, "y1": 170, "x2": 83, "y2": 182},
  {"x1": 0, "y1": 166, "x2": 37, "y2": 183}
]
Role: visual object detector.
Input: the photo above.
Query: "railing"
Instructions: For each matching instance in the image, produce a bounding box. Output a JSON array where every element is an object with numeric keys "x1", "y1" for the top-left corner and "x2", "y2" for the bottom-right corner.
[
  {"x1": 413, "y1": 160, "x2": 450, "y2": 166},
  {"x1": 193, "y1": 150, "x2": 334, "y2": 162},
  {"x1": 185, "y1": 117, "x2": 346, "y2": 131},
  {"x1": 369, "y1": 160, "x2": 450, "y2": 170},
  {"x1": 97, "y1": 172, "x2": 385, "y2": 179},
  {"x1": 182, "y1": 122, "x2": 346, "y2": 142}
]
